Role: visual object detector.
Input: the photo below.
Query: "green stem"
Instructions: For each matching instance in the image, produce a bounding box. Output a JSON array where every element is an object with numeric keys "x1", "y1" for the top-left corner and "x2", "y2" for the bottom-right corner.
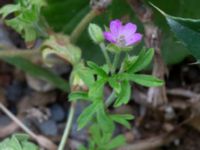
[
  {"x1": 99, "y1": 43, "x2": 112, "y2": 69},
  {"x1": 70, "y1": 9, "x2": 99, "y2": 43},
  {"x1": 58, "y1": 102, "x2": 76, "y2": 150},
  {"x1": 111, "y1": 53, "x2": 120, "y2": 74},
  {"x1": 105, "y1": 91, "x2": 116, "y2": 107}
]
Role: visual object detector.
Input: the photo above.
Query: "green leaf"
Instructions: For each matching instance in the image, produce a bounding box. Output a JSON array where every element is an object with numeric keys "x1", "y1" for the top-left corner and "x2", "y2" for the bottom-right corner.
[
  {"x1": 115, "y1": 73, "x2": 164, "y2": 87},
  {"x1": 108, "y1": 78, "x2": 121, "y2": 94},
  {"x1": 114, "y1": 80, "x2": 131, "y2": 107},
  {"x1": 75, "y1": 63, "x2": 95, "y2": 88},
  {"x1": 127, "y1": 48, "x2": 154, "y2": 73},
  {"x1": 22, "y1": 142, "x2": 39, "y2": 150},
  {"x1": 151, "y1": 3, "x2": 200, "y2": 61},
  {"x1": 13, "y1": 134, "x2": 29, "y2": 141},
  {"x1": 110, "y1": 114, "x2": 134, "y2": 129},
  {"x1": 89, "y1": 124, "x2": 102, "y2": 145},
  {"x1": 1, "y1": 0, "x2": 45, "y2": 42},
  {"x1": 106, "y1": 44, "x2": 121, "y2": 53},
  {"x1": 87, "y1": 61, "x2": 108, "y2": 78},
  {"x1": 42, "y1": 35, "x2": 82, "y2": 66},
  {"x1": 69, "y1": 91, "x2": 89, "y2": 101},
  {"x1": 1, "y1": 56, "x2": 69, "y2": 92},
  {"x1": 89, "y1": 78, "x2": 107, "y2": 99},
  {"x1": 10, "y1": 136, "x2": 22, "y2": 150},
  {"x1": 107, "y1": 135, "x2": 126, "y2": 150},
  {"x1": 77, "y1": 100, "x2": 101, "y2": 130},
  {"x1": 0, "y1": 4, "x2": 20, "y2": 19},
  {"x1": 97, "y1": 105, "x2": 115, "y2": 133}
]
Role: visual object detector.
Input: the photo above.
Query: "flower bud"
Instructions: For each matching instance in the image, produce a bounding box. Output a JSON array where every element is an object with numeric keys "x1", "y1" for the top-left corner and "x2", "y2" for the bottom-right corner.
[{"x1": 88, "y1": 23, "x2": 104, "y2": 44}]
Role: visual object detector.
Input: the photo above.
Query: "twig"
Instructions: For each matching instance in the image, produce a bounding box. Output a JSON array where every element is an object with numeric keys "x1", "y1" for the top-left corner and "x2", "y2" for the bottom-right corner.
[
  {"x1": 0, "y1": 102, "x2": 37, "y2": 139},
  {"x1": 0, "y1": 102, "x2": 57, "y2": 150},
  {"x1": 58, "y1": 102, "x2": 76, "y2": 150}
]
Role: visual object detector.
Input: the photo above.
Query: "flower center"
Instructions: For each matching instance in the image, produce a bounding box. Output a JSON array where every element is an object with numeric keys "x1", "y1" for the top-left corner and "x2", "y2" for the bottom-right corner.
[{"x1": 117, "y1": 35, "x2": 126, "y2": 47}]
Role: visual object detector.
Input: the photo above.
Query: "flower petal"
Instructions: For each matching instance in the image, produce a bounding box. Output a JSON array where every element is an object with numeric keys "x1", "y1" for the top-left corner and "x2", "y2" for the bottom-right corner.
[
  {"x1": 125, "y1": 33, "x2": 142, "y2": 46},
  {"x1": 110, "y1": 19, "x2": 122, "y2": 36},
  {"x1": 121, "y1": 23, "x2": 137, "y2": 37},
  {"x1": 104, "y1": 32, "x2": 116, "y2": 43}
]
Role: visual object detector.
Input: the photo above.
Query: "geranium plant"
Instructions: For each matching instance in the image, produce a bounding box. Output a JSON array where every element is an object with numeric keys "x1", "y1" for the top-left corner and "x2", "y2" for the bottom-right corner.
[{"x1": 69, "y1": 20, "x2": 164, "y2": 150}]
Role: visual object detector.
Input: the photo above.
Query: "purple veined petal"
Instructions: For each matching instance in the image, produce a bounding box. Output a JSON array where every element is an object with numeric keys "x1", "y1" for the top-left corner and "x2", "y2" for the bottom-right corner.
[
  {"x1": 121, "y1": 23, "x2": 137, "y2": 37},
  {"x1": 125, "y1": 33, "x2": 142, "y2": 46},
  {"x1": 110, "y1": 19, "x2": 122, "y2": 36},
  {"x1": 104, "y1": 32, "x2": 117, "y2": 43}
]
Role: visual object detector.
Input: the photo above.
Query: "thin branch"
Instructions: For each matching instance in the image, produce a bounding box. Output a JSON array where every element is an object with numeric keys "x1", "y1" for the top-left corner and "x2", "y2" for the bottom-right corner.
[{"x1": 58, "y1": 102, "x2": 76, "y2": 150}]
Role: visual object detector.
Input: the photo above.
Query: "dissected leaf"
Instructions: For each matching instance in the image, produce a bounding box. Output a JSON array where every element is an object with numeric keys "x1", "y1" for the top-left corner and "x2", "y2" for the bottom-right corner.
[
  {"x1": 107, "y1": 135, "x2": 126, "y2": 150},
  {"x1": 87, "y1": 61, "x2": 108, "y2": 78},
  {"x1": 114, "y1": 80, "x2": 131, "y2": 107},
  {"x1": 127, "y1": 48, "x2": 154, "y2": 73},
  {"x1": 75, "y1": 63, "x2": 95, "y2": 88},
  {"x1": 0, "y1": 0, "x2": 45, "y2": 42},
  {"x1": 0, "y1": 4, "x2": 20, "y2": 19},
  {"x1": 69, "y1": 91, "x2": 90, "y2": 101},
  {"x1": 108, "y1": 78, "x2": 121, "y2": 94},
  {"x1": 89, "y1": 124, "x2": 102, "y2": 145},
  {"x1": 110, "y1": 114, "x2": 134, "y2": 129},
  {"x1": 89, "y1": 78, "x2": 107, "y2": 99},
  {"x1": 97, "y1": 105, "x2": 115, "y2": 133},
  {"x1": 114, "y1": 73, "x2": 164, "y2": 87},
  {"x1": 78, "y1": 100, "x2": 101, "y2": 130}
]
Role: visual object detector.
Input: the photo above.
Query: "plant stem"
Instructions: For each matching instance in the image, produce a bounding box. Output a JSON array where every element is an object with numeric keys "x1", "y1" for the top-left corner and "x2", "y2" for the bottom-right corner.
[
  {"x1": 105, "y1": 91, "x2": 116, "y2": 106},
  {"x1": 70, "y1": 9, "x2": 99, "y2": 43},
  {"x1": 111, "y1": 52, "x2": 120, "y2": 74},
  {"x1": 100, "y1": 43, "x2": 112, "y2": 69},
  {"x1": 58, "y1": 102, "x2": 76, "y2": 150},
  {"x1": 106, "y1": 53, "x2": 122, "y2": 106}
]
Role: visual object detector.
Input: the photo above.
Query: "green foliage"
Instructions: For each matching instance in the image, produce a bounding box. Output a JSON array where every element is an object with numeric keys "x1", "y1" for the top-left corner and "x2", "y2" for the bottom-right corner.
[
  {"x1": 0, "y1": 0, "x2": 46, "y2": 42},
  {"x1": 114, "y1": 73, "x2": 164, "y2": 87},
  {"x1": 77, "y1": 100, "x2": 102, "y2": 130},
  {"x1": 79, "y1": 124, "x2": 126, "y2": 150},
  {"x1": 41, "y1": 34, "x2": 82, "y2": 66},
  {"x1": 0, "y1": 134, "x2": 39, "y2": 150},
  {"x1": 114, "y1": 81, "x2": 131, "y2": 107},
  {"x1": 87, "y1": 61, "x2": 108, "y2": 78},
  {"x1": 110, "y1": 114, "x2": 134, "y2": 129},
  {"x1": 126, "y1": 48, "x2": 154, "y2": 73},
  {"x1": 69, "y1": 91, "x2": 89, "y2": 101},
  {"x1": 152, "y1": 4, "x2": 200, "y2": 61},
  {"x1": 42, "y1": 0, "x2": 200, "y2": 65}
]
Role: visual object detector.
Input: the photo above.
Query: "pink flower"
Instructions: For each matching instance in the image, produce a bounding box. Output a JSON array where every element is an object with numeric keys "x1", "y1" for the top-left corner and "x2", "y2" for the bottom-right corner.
[{"x1": 104, "y1": 19, "x2": 142, "y2": 47}]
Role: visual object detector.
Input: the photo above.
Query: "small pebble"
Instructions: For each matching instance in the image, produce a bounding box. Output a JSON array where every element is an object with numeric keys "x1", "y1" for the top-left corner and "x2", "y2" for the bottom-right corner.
[
  {"x1": 50, "y1": 104, "x2": 65, "y2": 122},
  {"x1": 6, "y1": 80, "x2": 25, "y2": 102},
  {"x1": 38, "y1": 119, "x2": 58, "y2": 136}
]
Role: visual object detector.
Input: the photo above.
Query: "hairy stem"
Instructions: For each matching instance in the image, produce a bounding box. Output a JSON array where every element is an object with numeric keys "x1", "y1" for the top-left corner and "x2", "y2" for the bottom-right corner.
[
  {"x1": 58, "y1": 102, "x2": 76, "y2": 150},
  {"x1": 105, "y1": 91, "x2": 116, "y2": 106},
  {"x1": 111, "y1": 52, "x2": 120, "y2": 74},
  {"x1": 70, "y1": 9, "x2": 99, "y2": 43},
  {"x1": 99, "y1": 42, "x2": 112, "y2": 69}
]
